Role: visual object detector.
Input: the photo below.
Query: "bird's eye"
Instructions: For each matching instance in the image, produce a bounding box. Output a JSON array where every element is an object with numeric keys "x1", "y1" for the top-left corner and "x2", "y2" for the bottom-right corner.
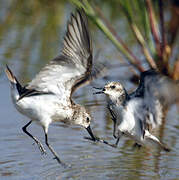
[
  {"x1": 86, "y1": 117, "x2": 90, "y2": 123},
  {"x1": 110, "y1": 85, "x2": 116, "y2": 89}
]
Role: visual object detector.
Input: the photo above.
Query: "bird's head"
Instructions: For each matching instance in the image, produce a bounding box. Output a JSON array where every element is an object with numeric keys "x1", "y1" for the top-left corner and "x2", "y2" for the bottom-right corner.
[
  {"x1": 103, "y1": 82, "x2": 125, "y2": 97},
  {"x1": 73, "y1": 105, "x2": 97, "y2": 141},
  {"x1": 94, "y1": 82, "x2": 126, "y2": 104}
]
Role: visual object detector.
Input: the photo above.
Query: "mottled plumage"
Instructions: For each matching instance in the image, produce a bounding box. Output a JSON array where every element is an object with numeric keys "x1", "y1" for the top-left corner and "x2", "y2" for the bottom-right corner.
[
  {"x1": 5, "y1": 10, "x2": 104, "y2": 166},
  {"x1": 94, "y1": 69, "x2": 179, "y2": 151}
]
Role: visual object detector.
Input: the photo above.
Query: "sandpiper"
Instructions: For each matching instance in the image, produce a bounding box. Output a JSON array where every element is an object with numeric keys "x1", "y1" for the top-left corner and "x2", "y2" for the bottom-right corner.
[
  {"x1": 94, "y1": 69, "x2": 179, "y2": 151},
  {"x1": 5, "y1": 10, "x2": 109, "y2": 166}
]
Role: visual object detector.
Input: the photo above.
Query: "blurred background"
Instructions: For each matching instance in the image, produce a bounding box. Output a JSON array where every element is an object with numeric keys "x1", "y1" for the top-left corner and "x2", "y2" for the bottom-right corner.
[{"x1": 0, "y1": 0, "x2": 178, "y2": 179}]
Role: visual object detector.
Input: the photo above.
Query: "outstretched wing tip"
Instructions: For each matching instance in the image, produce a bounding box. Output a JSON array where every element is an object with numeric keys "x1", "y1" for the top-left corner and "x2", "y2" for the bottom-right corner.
[{"x1": 27, "y1": 8, "x2": 93, "y2": 102}]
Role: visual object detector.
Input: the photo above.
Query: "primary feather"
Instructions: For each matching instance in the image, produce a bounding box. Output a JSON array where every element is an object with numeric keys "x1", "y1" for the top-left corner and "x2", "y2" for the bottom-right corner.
[{"x1": 27, "y1": 10, "x2": 92, "y2": 106}]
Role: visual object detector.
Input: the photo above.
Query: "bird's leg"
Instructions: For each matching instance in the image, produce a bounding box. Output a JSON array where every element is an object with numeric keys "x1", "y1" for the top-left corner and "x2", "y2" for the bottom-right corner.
[
  {"x1": 111, "y1": 122, "x2": 121, "y2": 147},
  {"x1": 97, "y1": 138, "x2": 119, "y2": 148},
  {"x1": 114, "y1": 137, "x2": 120, "y2": 147},
  {"x1": 85, "y1": 105, "x2": 120, "y2": 148},
  {"x1": 113, "y1": 121, "x2": 117, "y2": 139},
  {"x1": 84, "y1": 125, "x2": 117, "y2": 148},
  {"x1": 108, "y1": 105, "x2": 121, "y2": 147},
  {"x1": 84, "y1": 136, "x2": 117, "y2": 148},
  {"x1": 44, "y1": 133, "x2": 67, "y2": 167},
  {"x1": 107, "y1": 105, "x2": 117, "y2": 139},
  {"x1": 22, "y1": 121, "x2": 46, "y2": 155}
]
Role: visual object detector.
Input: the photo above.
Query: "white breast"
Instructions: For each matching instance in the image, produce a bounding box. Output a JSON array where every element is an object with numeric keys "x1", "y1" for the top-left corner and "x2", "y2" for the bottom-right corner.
[
  {"x1": 118, "y1": 98, "x2": 144, "y2": 139},
  {"x1": 15, "y1": 94, "x2": 73, "y2": 124}
]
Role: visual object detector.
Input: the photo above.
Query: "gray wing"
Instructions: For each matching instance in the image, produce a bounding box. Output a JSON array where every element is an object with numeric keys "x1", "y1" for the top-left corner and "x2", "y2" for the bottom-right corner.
[
  {"x1": 139, "y1": 69, "x2": 179, "y2": 129},
  {"x1": 27, "y1": 10, "x2": 92, "y2": 104}
]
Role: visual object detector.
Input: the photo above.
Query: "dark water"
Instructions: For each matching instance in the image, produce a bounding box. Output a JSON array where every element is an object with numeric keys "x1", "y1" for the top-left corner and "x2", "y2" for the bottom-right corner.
[{"x1": 0, "y1": 1, "x2": 179, "y2": 180}]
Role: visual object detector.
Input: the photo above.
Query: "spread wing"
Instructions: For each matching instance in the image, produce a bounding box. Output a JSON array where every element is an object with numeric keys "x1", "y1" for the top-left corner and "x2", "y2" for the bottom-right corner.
[
  {"x1": 27, "y1": 10, "x2": 92, "y2": 104},
  {"x1": 131, "y1": 69, "x2": 179, "y2": 129}
]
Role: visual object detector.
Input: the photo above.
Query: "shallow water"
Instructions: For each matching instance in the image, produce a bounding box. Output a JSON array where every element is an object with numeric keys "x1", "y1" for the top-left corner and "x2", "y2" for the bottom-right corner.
[{"x1": 0, "y1": 1, "x2": 179, "y2": 180}]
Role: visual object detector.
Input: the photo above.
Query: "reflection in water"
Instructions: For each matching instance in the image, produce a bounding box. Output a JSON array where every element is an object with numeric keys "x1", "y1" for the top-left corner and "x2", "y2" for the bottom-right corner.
[{"x1": 0, "y1": 1, "x2": 179, "y2": 180}]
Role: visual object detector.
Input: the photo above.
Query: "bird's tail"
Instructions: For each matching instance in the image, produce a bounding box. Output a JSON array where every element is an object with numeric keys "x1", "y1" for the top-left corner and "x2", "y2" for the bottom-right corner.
[
  {"x1": 5, "y1": 65, "x2": 22, "y2": 101},
  {"x1": 5, "y1": 65, "x2": 17, "y2": 84},
  {"x1": 144, "y1": 130, "x2": 170, "y2": 152}
]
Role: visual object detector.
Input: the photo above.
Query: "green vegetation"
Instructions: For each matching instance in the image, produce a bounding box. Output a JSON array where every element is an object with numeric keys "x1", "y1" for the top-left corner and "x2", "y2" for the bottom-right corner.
[{"x1": 70, "y1": 0, "x2": 179, "y2": 80}]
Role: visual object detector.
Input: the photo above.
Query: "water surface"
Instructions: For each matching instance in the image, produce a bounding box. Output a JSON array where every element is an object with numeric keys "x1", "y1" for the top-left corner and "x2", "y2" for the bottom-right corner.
[{"x1": 0, "y1": 1, "x2": 179, "y2": 180}]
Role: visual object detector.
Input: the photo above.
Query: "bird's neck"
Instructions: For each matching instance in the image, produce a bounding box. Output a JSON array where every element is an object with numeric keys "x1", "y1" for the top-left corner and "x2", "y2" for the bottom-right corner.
[
  {"x1": 108, "y1": 94, "x2": 123, "y2": 107},
  {"x1": 117, "y1": 94, "x2": 127, "y2": 106},
  {"x1": 110, "y1": 89, "x2": 129, "y2": 107},
  {"x1": 71, "y1": 104, "x2": 83, "y2": 125}
]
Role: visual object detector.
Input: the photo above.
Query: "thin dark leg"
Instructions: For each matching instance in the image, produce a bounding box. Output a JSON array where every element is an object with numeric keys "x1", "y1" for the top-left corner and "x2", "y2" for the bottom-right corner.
[
  {"x1": 45, "y1": 133, "x2": 66, "y2": 167},
  {"x1": 84, "y1": 135, "x2": 118, "y2": 148},
  {"x1": 22, "y1": 121, "x2": 46, "y2": 154},
  {"x1": 115, "y1": 137, "x2": 120, "y2": 147},
  {"x1": 112, "y1": 120, "x2": 121, "y2": 147},
  {"x1": 113, "y1": 122, "x2": 117, "y2": 139},
  {"x1": 107, "y1": 105, "x2": 117, "y2": 139}
]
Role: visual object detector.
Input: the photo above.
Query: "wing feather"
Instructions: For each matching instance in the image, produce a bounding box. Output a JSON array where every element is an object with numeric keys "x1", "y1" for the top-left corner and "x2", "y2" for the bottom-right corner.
[
  {"x1": 133, "y1": 69, "x2": 179, "y2": 129},
  {"x1": 27, "y1": 10, "x2": 92, "y2": 104}
]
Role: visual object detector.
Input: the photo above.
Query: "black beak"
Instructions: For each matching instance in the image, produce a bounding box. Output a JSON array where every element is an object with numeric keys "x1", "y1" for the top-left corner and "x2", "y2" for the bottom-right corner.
[
  {"x1": 85, "y1": 125, "x2": 117, "y2": 148},
  {"x1": 93, "y1": 87, "x2": 105, "y2": 95},
  {"x1": 86, "y1": 125, "x2": 97, "y2": 141}
]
